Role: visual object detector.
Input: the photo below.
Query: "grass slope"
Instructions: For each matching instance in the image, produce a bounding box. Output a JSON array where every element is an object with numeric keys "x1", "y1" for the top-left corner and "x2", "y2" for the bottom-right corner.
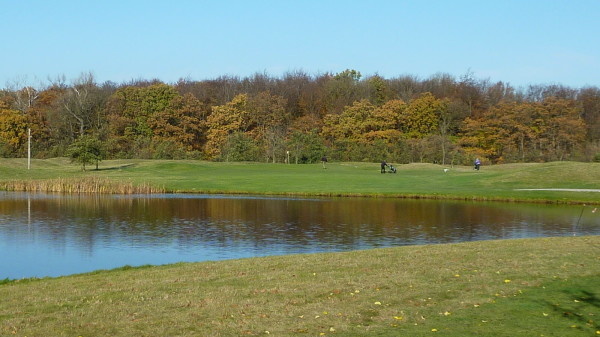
[
  {"x1": 1, "y1": 236, "x2": 598, "y2": 336},
  {"x1": 1, "y1": 159, "x2": 599, "y2": 203}
]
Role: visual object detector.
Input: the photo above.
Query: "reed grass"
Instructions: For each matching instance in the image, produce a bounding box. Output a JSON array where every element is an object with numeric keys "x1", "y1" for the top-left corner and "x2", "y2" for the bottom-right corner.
[{"x1": 0, "y1": 177, "x2": 165, "y2": 194}]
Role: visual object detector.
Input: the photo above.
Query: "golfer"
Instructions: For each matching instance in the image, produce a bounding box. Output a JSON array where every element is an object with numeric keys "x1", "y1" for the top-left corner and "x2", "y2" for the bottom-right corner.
[
  {"x1": 381, "y1": 160, "x2": 388, "y2": 173},
  {"x1": 474, "y1": 158, "x2": 481, "y2": 171}
]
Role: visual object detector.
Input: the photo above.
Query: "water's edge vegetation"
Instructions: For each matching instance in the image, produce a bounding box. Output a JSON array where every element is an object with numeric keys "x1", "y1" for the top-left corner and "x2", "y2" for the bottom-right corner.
[{"x1": 0, "y1": 177, "x2": 165, "y2": 194}]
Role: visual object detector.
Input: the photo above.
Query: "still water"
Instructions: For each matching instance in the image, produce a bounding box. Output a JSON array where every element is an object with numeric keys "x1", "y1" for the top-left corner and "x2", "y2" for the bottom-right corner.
[{"x1": 1, "y1": 192, "x2": 598, "y2": 279}]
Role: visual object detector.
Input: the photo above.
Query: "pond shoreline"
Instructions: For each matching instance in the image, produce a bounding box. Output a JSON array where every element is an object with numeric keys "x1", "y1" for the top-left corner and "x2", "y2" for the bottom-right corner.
[{"x1": 2, "y1": 181, "x2": 600, "y2": 205}]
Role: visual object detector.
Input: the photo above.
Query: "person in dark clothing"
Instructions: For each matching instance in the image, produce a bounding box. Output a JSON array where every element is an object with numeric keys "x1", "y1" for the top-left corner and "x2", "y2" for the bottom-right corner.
[
  {"x1": 381, "y1": 160, "x2": 388, "y2": 173},
  {"x1": 321, "y1": 156, "x2": 328, "y2": 169}
]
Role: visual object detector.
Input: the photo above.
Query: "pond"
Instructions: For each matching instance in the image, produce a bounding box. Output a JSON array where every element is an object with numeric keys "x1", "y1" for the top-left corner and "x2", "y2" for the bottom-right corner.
[{"x1": 1, "y1": 192, "x2": 598, "y2": 279}]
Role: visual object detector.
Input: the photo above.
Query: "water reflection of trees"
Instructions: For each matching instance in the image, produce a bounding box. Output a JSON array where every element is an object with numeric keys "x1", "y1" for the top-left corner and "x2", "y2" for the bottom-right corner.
[{"x1": 1, "y1": 193, "x2": 598, "y2": 254}]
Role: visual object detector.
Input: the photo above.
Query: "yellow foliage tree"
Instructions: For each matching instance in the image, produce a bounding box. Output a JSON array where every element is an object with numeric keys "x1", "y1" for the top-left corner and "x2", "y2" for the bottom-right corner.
[
  {"x1": 204, "y1": 94, "x2": 249, "y2": 160},
  {"x1": 399, "y1": 92, "x2": 446, "y2": 138},
  {"x1": 0, "y1": 101, "x2": 28, "y2": 155}
]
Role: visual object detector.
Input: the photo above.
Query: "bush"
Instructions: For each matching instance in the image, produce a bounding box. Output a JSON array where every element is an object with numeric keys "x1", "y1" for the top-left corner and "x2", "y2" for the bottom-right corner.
[
  {"x1": 152, "y1": 140, "x2": 186, "y2": 159},
  {"x1": 220, "y1": 132, "x2": 260, "y2": 162}
]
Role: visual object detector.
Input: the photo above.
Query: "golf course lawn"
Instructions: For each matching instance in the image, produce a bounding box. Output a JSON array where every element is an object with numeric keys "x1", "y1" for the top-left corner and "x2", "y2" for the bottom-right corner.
[{"x1": 0, "y1": 158, "x2": 599, "y2": 204}]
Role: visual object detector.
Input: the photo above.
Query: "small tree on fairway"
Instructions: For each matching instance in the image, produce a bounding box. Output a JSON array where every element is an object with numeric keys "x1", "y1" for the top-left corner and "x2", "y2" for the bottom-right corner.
[{"x1": 68, "y1": 135, "x2": 104, "y2": 170}]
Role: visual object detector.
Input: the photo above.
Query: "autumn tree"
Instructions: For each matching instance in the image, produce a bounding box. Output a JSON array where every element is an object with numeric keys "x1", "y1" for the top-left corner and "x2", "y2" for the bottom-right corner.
[
  {"x1": 148, "y1": 93, "x2": 208, "y2": 157},
  {"x1": 437, "y1": 100, "x2": 466, "y2": 164},
  {"x1": 399, "y1": 92, "x2": 445, "y2": 138},
  {"x1": 0, "y1": 101, "x2": 28, "y2": 156},
  {"x1": 578, "y1": 87, "x2": 600, "y2": 143},
  {"x1": 204, "y1": 94, "x2": 250, "y2": 160},
  {"x1": 455, "y1": 71, "x2": 482, "y2": 116},
  {"x1": 26, "y1": 88, "x2": 60, "y2": 156},
  {"x1": 422, "y1": 73, "x2": 456, "y2": 100},
  {"x1": 322, "y1": 99, "x2": 406, "y2": 162},
  {"x1": 59, "y1": 73, "x2": 107, "y2": 138},
  {"x1": 324, "y1": 69, "x2": 362, "y2": 114},
  {"x1": 538, "y1": 97, "x2": 586, "y2": 161},
  {"x1": 460, "y1": 98, "x2": 586, "y2": 163},
  {"x1": 387, "y1": 75, "x2": 420, "y2": 102},
  {"x1": 278, "y1": 70, "x2": 314, "y2": 118},
  {"x1": 246, "y1": 91, "x2": 290, "y2": 162},
  {"x1": 0, "y1": 70, "x2": 596, "y2": 164}
]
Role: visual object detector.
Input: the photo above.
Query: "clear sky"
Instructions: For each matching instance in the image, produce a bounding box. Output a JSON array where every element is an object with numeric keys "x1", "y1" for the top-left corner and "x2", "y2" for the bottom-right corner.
[{"x1": 2, "y1": 0, "x2": 599, "y2": 89}]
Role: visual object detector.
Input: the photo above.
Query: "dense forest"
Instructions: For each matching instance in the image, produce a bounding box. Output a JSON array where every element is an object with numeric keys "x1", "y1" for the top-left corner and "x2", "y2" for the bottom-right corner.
[{"x1": 1, "y1": 70, "x2": 599, "y2": 166}]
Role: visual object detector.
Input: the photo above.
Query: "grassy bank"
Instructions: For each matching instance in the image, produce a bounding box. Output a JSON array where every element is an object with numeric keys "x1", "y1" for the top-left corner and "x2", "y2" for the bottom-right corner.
[
  {"x1": 0, "y1": 158, "x2": 599, "y2": 203},
  {"x1": 1, "y1": 236, "x2": 598, "y2": 336}
]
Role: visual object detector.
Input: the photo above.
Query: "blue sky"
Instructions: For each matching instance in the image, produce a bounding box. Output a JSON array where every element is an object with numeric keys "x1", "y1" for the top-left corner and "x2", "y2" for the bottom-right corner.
[{"x1": 2, "y1": 0, "x2": 599, "y2": 89}]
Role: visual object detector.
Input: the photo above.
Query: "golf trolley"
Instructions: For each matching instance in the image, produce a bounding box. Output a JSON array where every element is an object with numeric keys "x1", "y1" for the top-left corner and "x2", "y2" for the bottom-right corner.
[{"x1": 382, "y1": 165, "x2": 397, "y2": 173}]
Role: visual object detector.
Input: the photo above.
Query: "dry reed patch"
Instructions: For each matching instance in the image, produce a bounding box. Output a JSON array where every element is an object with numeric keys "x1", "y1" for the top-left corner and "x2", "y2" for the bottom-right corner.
[{"x1": 0, "y1": 177, "x2": 164, "y2": 194}]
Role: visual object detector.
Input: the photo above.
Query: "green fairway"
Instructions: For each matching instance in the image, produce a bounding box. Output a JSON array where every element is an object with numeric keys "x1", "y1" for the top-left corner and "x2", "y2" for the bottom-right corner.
[
  {"x1": 1, "y1": 158, "x2": 599, "y2": 204},
  {"x1": 1, "y1": 236, "x2": 598, "y2": 336}
]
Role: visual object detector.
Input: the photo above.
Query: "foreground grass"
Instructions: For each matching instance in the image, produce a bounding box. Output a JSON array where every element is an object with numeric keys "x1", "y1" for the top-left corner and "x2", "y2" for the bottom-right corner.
[
  {"x1": 1, "y1": 158, "x2": 599, "y2": 203},
  {"x1": 1, "y1": 236, "x2": 598, "y2": 336}
]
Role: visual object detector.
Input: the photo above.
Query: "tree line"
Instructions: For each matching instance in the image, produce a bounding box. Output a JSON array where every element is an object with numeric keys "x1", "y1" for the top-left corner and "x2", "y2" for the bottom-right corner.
[{"x1": 1, "y1": 70, "x2": 599, "y2": 168}]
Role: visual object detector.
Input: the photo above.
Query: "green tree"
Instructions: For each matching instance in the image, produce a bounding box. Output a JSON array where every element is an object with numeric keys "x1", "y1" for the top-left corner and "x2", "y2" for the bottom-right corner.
[
  {"x1": 105, "y1": 83, "x2": 178, "y2": 157},
  {"x1": 67, "y1": 134, "x2": 104, "y2": 170},
  {"x1": 286, "y1": 131, "x2": 326, "y2": 164},
  {"x1": 221, "y1": 132, "x2": 260, "y2": 162},
  {"x1": 366, "y1": 75, "x2": 390, "y2": 106}
]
